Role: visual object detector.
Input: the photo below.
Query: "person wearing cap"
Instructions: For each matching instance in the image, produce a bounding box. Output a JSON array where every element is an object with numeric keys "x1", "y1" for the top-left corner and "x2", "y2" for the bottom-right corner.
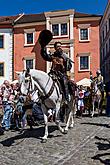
[{"x1": 41, "y1": 41, "x2": 72, "y2": 102}]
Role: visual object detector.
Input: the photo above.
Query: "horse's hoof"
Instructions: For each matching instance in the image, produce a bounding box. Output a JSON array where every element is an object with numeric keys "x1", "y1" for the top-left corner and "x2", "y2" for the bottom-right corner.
[
  {"x1": 41, "y1": 139, "x2": 47, "y2": 143},
  {"x1": 69, "y1": 125, "x2": 73, "y2": 129}
]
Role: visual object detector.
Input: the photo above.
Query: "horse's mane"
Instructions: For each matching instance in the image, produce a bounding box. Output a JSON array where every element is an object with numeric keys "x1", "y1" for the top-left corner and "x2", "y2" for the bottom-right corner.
[{"x1": 30, "y1": 69, "x2": 49, "y2": 79}]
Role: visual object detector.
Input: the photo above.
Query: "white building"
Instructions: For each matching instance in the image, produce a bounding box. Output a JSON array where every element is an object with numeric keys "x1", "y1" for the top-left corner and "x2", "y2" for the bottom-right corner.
[{"x1": 0, "y1": 28, "x2": 13, "y2": 85}]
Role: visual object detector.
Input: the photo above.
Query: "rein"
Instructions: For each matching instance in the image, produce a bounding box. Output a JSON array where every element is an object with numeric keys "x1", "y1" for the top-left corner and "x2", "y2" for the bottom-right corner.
[
  {"x1": 40, "y1": 81, "x2": 55, "y2": 101},
  {"x1": 29, "y1": 75, "x2": 56, "y2": 102}
]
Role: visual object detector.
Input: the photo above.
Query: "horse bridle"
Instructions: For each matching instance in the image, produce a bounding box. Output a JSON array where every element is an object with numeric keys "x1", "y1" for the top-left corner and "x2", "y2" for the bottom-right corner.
[{"x1": 25, "y1": 73, "x2": 58, "y2": 103}]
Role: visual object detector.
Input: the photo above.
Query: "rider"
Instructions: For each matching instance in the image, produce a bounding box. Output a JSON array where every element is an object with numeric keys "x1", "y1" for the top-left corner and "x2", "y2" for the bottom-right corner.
[
  {"x1": 41, "y1": 41, "x2": 72, "y2": 102},
  {"x1": 95, "y1": 70, "x2": 104, "y2": 98}
]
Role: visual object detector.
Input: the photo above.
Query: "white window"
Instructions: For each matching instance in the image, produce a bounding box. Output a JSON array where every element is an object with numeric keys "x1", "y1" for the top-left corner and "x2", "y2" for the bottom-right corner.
[
  {"x1": 24, "y1": 29, "x2": 35, "y2": 46},
  {"x1": 109, "y1": 38, "x2": 110, "y2": 51},
  {"x1": 52, "y1": 23, "x2": 68, "y2": 37},
  {"x1": 0, "y1": 62, "x2": 4, "y2": 76},
  {"x1": 78, "y1": 54, "x2": 90, "y2": 71},
  {"x1": 79, "y1": 28, "x2": 89, "y2": 41},
  {"x1": 0, "y1": 35, "x2": 4, "y2": 48},
  {"x1": 109, "y1": 18, "x2": 110, "y2": 30},
  {"x1": 24, "y1": 58, "x2": 35, "y2": 70}
]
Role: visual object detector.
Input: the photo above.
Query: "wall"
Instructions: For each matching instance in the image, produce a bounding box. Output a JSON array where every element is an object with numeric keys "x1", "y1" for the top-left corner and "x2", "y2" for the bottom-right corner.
[
  {"x1": 74, "y1": 20, "x2": 100, "y2": 82},
  {"x1": 0, "y1": 28, "x2": 13, "y2": 85}
]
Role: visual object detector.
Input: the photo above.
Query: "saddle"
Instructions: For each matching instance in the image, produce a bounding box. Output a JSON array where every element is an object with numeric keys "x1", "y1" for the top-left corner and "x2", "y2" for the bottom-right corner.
[
  {"x1": 48, "y1": 71, "x2": 63, "y2": 95},
  {"x1": 48, "y1": 71, "x2": 75, "y2": 101}
]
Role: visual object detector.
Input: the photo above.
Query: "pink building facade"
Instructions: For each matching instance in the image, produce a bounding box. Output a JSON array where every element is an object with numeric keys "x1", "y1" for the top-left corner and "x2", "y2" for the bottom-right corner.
[{"x1": 0, "y1": 10, "x2": 101, "y2": 83}]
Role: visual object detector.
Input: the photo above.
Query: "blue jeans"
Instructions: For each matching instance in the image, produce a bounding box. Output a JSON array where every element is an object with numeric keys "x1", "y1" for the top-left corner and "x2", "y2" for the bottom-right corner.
[{"x1": 2, "y1": 104, "x2": 13, "y2": 129}]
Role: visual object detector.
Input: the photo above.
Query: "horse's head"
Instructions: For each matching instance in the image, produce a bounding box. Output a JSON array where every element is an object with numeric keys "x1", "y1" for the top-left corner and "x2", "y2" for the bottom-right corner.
[{"x1": 18, "y1": 69, "x2": 34, "y2": 96}]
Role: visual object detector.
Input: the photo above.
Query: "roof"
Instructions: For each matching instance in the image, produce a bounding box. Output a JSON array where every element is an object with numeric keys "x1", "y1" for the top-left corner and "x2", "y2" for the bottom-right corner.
[
  {"x1": 0, "y1": 15, "x2": 19, "y2": 25},
  {"x1": 75, "y1": 12, "x2": 102, "y2": 18},
  {"x1": 15, "y1": 13, "x2": 46, "y2": 24},
  {"x1": 0, "y1": 10, "x2": 102, "y2": 26}
]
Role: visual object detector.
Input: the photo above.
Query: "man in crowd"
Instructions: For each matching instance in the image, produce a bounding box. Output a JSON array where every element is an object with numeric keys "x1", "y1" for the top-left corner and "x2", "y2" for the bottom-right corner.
[{"x1": 1, "y1": 80, "x2": 13, "y2": 131}]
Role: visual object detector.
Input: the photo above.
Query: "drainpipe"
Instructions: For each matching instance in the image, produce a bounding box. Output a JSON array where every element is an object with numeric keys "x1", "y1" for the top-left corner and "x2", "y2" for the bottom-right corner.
[
  {"x1": 11, "y1": 13, "x2": 24, "y2": 80},
  {"x1": 12, "y1": 24, "x2": 14, "y2": 81}
]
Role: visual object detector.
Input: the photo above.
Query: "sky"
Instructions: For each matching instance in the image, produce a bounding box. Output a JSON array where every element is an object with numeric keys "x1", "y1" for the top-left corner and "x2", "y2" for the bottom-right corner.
[{"x1": 0, "y1": 0, "x2": 108, "y2": 16}]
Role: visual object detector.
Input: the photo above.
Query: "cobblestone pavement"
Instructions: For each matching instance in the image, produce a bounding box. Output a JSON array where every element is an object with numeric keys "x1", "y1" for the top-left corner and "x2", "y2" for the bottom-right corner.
[{"x1": 0, "y1": 115, "x2": 110, "y2": 165}]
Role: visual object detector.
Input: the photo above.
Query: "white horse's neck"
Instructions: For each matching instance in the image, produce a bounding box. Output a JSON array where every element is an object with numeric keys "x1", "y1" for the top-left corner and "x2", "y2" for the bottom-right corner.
[
  {"x1": 30, "y1": 69, "x2": 48, "y2": 80},
  {"x1": 30, "y1": 69, "x2": 53, "y2": 95}
]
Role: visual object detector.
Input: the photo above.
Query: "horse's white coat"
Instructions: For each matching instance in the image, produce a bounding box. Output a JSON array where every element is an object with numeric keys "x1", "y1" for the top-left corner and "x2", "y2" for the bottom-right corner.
[
  {"x1": 91, "y1": 80, "x2": 102, "y2": 117},
  {"x1": 19, "y1": 69, "x2": 75, "y2": 141}
]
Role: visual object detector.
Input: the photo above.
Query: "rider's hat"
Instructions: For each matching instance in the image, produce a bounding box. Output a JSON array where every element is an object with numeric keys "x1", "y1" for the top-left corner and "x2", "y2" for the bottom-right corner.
[
  {"x1": 38, "y1": 30, "x2": 53, "y2": 48},
  {"x1": 96, "y1": 70, "x2": 101, "y2": 74}
]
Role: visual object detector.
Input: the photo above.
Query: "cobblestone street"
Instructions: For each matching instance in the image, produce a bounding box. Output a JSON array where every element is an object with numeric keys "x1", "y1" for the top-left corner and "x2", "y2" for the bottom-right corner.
[{"x1": 0, "y1": 115, "x2": 110, "y2": 165}]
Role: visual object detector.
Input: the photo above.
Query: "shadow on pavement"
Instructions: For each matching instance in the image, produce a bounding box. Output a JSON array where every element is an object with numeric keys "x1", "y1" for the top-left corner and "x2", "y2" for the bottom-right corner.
[
  {"x1": 91, "y1": 136, "x2": 110, "y2": 165},
  {"x1": 0, "y1": 125, "x2": 61, "y2": 147},
  {"x1": 81, "y1": 122, "x2": 110, "y2": 128}
]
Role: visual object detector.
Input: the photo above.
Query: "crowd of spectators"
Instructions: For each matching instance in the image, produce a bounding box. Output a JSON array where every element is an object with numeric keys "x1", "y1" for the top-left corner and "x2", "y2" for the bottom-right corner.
[{"x1": 0, "y1": 80, "x2": 22, "y2": 131}]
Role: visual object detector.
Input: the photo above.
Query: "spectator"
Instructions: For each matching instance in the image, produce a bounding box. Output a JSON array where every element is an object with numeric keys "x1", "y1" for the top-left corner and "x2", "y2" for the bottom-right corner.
[
  {"x1": 1, "y1": 80, "x2": 13, "y2": 131},
  {"x1": 77, "y1": 85, "x2": 85, "y2": 117}
]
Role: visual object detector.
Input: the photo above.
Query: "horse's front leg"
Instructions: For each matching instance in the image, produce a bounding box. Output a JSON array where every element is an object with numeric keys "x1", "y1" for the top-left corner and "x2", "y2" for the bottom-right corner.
[
  {"x1": 65, "y1": 100, "x2": 75, "y2": 131},
  {"x1": 64, "y1": 111, "x2": 73, "y2": 133},
  {"x1": 69, "y1": 105, "x2": 75, "y2": 128},
  {"x1": 97, "y1": 99, "x2": 101, "y2": 116},
  {"x1": 41, "y1": 114, "x2": 48, "y2": 143},
  {"x1": 55, "y1": 102, "x2": 64, "y2": 134},
  {"x1": 91, "y1": 100, "x2": 95, "y2": 117}
]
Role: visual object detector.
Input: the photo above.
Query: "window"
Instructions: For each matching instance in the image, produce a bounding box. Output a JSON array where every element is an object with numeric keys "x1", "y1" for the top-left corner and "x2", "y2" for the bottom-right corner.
[
  {"x1": 0, "y1": 35, "x2": 4, "y2": 48},
  {"x1": 79, "y1": 28, "x2": 89, "y2": 41},
  {"x1": 26, "y1": 33, "x2": 33, "y2": 44},
  {"x1": 24, "y1": 29, "x2": 35, "y2": 46},
  {"x1": 106, "y1": 23, "x2": 108, "y2": 35},
  {"x1": 23, "y1": 58, "x2": 35, "y2": 70},
  {"x1": 102, "y1": 30, "x2": 104, "y2": 42},
  {"x1": 26, "y1": 59, "x2": 33, "y2": 69},
  {"x1": 52, "y1": 23, "x2": 68, "y2": 36},
  {"x1": 106, "y1": 43, "x2": 108, "y2": 55},
  {"x1": 109, "y1": 18, "x2": 110, "y2": 30},
  {"x1": 0, "y1": 63, "x2": 4, "y2": 76},
  {"x1": 109, "y1": 38, "x2": 110, "y2": 51},
  {"x1": 103, "y1": 48, "x2": 104, "y2": 60},
  {"x1": 52, "y1": 24, "x2": 59, "y2": 36},
  {"x1": 61, "y1": 23, "x2": 67, "y2": 35},
  {"x1": 79, "y1": 55, "x2": 90, "y2": 71}
]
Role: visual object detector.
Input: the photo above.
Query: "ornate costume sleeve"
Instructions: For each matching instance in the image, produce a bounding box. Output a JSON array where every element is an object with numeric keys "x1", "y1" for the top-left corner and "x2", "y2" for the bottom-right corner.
[
  {"x1": 41, "y1": 48, "x2": 52, "y2": 62},
  {"x1": 66, "y1": 58, "x2": 72, "y2": 71}
]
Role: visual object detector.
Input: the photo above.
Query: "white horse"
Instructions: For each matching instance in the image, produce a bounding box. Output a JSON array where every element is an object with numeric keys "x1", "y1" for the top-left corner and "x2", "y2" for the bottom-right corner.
[
  {"x1": 18, "y1": 69, "x2": 75, "y2": 142},
  {"x1": 91, "y1": 80, "x2": 102, "y2": 117}
]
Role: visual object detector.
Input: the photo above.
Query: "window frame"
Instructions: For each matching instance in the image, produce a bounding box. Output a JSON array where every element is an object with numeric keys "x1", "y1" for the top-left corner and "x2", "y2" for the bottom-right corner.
[
  {"x1": 51, "y1": 23, "x2": 69, "y2": 38},
  {"x1": 78, "y1": 54, "x2": 90, "y2": 71},
  {"x1": 23, "y1": 58, "x2": 35, "y2": 70},
  {"x1": 24, "y1": 29, "x2": 35, "y2": 46},
  {"x1": 0, "y1": 62, "x2": 4, "y2": 77},
  {"x1": 79, "y1": 28, "x2": 90, "y2": 42},
  {"x1": 0, "y1": 35, "x2": 4, "y2": 49}
]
